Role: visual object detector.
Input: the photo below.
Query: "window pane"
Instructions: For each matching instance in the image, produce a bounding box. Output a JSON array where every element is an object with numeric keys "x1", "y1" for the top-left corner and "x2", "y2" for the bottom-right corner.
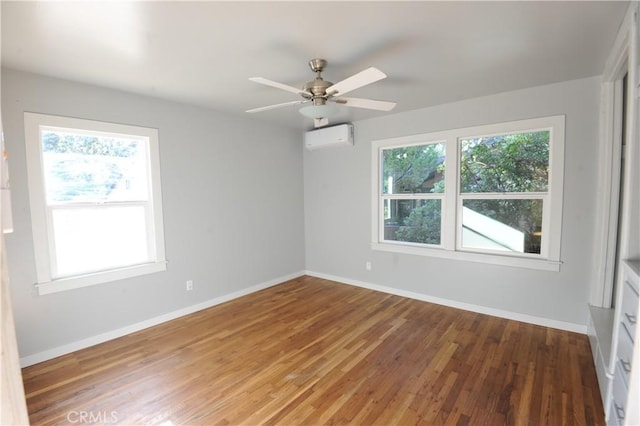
[
  {"x1": 42, "y1": 130, "x2": 149, "y2": 203},
  {"x1": 51, "y1": 206, "x2": 150, "y2": 277},
  {"x1": 461, "y1": 199, "x2": 542, "y2": 254},
  {"x1": 460, "y1": 131, "x2": 549, "y2": 193},
  {"x1": 384, "y1": 199, "x2": 441, "y2": 245},
  {"x1": 382, "y1": 143, "x2": 445, "y2": 194}
]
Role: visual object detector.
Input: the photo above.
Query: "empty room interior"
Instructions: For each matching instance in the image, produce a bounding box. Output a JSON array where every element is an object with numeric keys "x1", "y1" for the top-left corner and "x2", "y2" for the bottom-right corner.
[{"x1": 1, "y1": 1, "x2": 640, "y2": 425}]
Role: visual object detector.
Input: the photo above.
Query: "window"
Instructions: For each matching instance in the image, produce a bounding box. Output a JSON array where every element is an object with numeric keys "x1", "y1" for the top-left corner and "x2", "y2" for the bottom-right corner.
[
  {"x1": 382, "y1": 142, "x2": 446, "y2": 246},
  {"x1": 24, "y1": 113, "x2": 166, "y2": 294},
  {"x1": 372, "y1": 116, "x2": 564, "y2": 271}
]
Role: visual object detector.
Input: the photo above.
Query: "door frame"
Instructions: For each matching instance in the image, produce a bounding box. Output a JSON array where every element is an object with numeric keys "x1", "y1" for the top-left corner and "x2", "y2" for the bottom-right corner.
[{"x1": 591, "y1": 3, "x2": 639, "y2": 308}]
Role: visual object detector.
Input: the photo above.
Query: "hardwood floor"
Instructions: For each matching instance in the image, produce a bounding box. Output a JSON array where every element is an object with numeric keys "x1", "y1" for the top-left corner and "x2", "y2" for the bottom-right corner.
[{"x1": 22, "y1": 276, "x2": 604, "y2": 425}]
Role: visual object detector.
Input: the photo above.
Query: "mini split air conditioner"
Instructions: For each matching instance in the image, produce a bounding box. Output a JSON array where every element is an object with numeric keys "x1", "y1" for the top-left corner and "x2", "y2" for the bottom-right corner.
[{"x1": 304, "y1": 124, "x2": 354, "y2": 150}]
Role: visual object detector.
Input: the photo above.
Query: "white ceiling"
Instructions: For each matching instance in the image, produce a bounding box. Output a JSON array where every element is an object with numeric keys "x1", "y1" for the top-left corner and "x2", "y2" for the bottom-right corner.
[{"x1": 1, "y1": 1, "x2": 629, "y2": 130}]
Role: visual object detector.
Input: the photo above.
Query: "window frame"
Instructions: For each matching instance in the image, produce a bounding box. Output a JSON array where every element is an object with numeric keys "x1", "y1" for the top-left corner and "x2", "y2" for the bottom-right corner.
[
  {"x1": 371, "y1": 115, "x2": 565, "y2": 271},
  {"x1": 380, "y1": 139, "x2": 448, "y2": 249},
  {"x1": 24, "y1": 112, "x2": 167, "y2": 295}
]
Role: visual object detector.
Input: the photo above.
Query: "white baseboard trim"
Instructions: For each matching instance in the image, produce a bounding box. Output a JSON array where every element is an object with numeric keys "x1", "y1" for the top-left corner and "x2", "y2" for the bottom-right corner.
[
  {"x1": 20, "y1": 271, "x2": 305, "y2": 367},
  {"x1": 305, "y1": 270, "x2": 587, "y2": 334}
]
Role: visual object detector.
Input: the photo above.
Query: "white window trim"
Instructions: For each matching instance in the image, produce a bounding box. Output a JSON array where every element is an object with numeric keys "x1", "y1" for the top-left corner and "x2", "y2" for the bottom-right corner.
[
  {"x1": 371, "y1": 115, "x2": 565, "y2": 272},
  {"x1": 24, "y1": 113, "x2": 167, "y2": 295}
]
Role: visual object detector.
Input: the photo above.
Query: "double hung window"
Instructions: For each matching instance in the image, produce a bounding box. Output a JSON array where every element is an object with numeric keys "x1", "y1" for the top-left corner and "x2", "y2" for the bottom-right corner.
[
  {"x1": 24, "y1": 113, "x2": 166, "y2": 294},
  {"x1": 372, "y1": 116, "x2": 564, "y2": 271}
]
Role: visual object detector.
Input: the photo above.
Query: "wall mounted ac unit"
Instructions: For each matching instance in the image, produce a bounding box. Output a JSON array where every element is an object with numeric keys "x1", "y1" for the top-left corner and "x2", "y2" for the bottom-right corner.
[{"x1": 305, "y1": 123, "x2": 354, "y2": 150}]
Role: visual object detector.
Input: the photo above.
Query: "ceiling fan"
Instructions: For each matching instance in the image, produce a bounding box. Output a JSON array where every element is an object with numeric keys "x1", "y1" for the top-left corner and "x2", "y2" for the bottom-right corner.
[{"x1": 246, "y1": 58, "x2": 396, "y2": 127}]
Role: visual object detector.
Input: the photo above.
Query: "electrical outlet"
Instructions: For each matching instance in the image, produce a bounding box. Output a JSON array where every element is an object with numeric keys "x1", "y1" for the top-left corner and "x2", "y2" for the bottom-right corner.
[
  {"x1": 366, "y1": 261, "x2": 372, "y2": 271},
  {"x1": 186, "y1": 280, "x2": 193, "y2": 291}
]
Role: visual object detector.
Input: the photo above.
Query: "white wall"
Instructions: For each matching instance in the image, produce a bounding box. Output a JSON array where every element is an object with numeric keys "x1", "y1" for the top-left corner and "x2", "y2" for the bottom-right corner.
[
  {"x1": 304, "y1": 76, "x2": 602, "y2": 329},
  {"x1": 2, "y1": 68, "x2": 305, "y2": 360}
]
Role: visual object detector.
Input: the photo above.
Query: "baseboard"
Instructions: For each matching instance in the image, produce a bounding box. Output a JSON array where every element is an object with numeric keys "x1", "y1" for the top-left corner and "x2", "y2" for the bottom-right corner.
[
  {"x1": 305, "y1": 270, "x2": 587, "y2": 334},
  {"x1": 20, "y1": 270, "x2": 306, "y2": 367}
]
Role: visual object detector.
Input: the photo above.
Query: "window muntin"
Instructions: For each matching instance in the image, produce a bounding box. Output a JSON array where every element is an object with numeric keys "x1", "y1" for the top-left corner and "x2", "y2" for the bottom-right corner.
[
  {"x1": 372, "y1": 116, "x2": 564, "y2": 270},
  {"x1": 24, "y1": 113, "x2": 166, "y2": 294}
]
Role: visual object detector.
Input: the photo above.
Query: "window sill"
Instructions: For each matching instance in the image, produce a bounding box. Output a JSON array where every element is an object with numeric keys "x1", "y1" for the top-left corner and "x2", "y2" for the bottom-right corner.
[
  {"x1": 36, "y1": 261, "x2": 167, "y2": 295},
  {"x1": 371, "y1": 242, "x2": 561, "y2": 272}
]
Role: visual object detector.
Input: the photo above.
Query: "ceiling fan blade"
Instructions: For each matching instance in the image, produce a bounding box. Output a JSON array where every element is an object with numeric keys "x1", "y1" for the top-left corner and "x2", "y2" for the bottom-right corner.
[
  {"x1": 326, "y1": 67, "x2": 387, "y2": 97},
  {"x1": 249, "y1": 77, "x2": 306, "y2": 95},
  {"x1": 335, "y1": 97, "x2": 397, "y2": 111},
  {"x1": 246, "y1": 100, "x2": 307, "y2": 113}
]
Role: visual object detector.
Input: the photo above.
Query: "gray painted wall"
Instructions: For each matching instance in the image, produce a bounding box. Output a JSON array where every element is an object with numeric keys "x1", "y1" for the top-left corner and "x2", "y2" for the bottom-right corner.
[
  {"x1": 304, "y1": 76, "x2": 601, "y2": 328},
  {"x1": 1, "y1": 68, "x2": 605, "y2": 358},
  {"x1": 2, "y1": 68, "x2": 305, "y2": 358}
]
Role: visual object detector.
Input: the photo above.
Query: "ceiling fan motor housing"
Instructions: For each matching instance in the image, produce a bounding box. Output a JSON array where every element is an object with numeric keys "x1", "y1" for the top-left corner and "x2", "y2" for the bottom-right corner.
[
  {"x1": 304, "y1": 78, "x2": 333, "y2": 105},
  {"x1": 304, "y1": 58, "x2": 333, "y2": 105}
]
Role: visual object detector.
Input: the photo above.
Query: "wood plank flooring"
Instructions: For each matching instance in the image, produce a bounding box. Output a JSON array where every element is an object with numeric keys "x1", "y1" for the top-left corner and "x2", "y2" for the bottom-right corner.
[{"x1": 22, "y1": 276, "x2": 604, "y2": 425}]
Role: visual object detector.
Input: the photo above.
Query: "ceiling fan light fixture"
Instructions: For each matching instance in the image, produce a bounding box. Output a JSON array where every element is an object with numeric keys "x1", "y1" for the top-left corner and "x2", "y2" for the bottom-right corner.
[{"x1": 299, "y1": 103, "x2": 339, "y2": 119}]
